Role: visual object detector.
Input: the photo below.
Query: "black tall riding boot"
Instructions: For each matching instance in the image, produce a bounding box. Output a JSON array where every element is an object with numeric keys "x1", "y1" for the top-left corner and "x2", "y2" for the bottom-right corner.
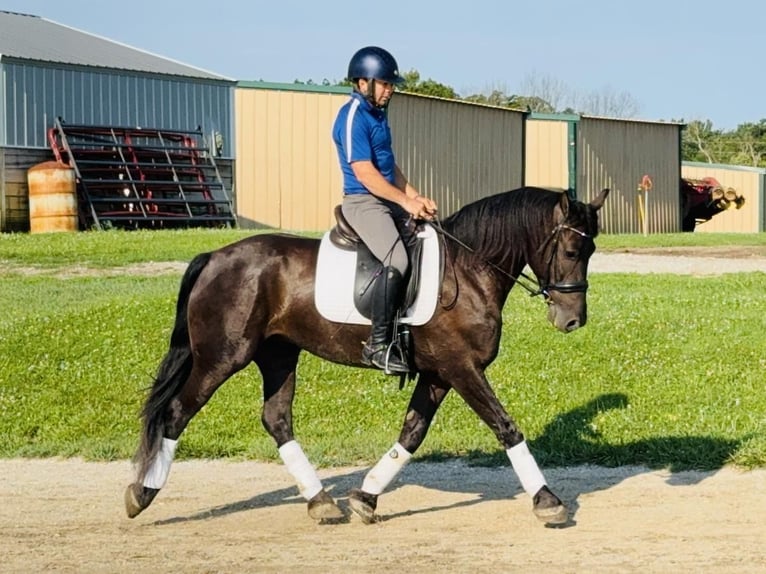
[{"x1": 362, "y1": 266, "x2": 410, "y2": 374}]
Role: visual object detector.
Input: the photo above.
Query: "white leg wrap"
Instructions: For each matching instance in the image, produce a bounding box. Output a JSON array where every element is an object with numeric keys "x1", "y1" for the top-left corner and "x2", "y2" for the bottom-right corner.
[
  {"x1": 143, "y1": 438, "x2": 178, "y2": 489},
  {"x1": 278, "y1": 440, "x2": 323, "y2": 501},
  {"x1": 361, "y1": 442, "x2": 412, "y2": 495},
  {"x1": 506, "y1": 440, "x2": 547, "y2": 497}
]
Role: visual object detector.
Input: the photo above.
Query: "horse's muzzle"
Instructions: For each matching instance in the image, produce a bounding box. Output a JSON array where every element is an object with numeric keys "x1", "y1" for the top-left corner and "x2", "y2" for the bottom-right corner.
[{"x1": 547, "y1": 299, "x2": 587, "y2": 333}]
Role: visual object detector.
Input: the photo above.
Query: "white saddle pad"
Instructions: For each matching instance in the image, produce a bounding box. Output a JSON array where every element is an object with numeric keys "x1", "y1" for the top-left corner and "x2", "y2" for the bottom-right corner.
[{"x1": 314, "y1": 224, "x2": 440, "y2": 325}]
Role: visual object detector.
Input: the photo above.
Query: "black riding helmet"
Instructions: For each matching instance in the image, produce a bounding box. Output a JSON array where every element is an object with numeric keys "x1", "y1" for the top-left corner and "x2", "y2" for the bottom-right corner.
[
  {"x1": 347, "y1": 46, "x2": 405, "y2": 85},
  {"x1": 347, "y1": 46, "x2": 404, "y2": 108}
]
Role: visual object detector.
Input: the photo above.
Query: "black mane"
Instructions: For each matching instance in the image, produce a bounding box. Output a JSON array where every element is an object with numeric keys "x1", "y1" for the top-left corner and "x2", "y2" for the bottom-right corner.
[
  {"x1": 441, "y1": 187, "x2": 559, "y2": 267},
  {"x1": 441, "y1": 186, "x2": 600, "y2": 272}
]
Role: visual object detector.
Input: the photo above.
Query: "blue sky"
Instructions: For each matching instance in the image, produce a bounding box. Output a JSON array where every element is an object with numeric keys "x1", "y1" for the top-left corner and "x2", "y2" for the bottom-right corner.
[{"x1": 2, "y1": 0, "x2": 761, "y2": 130}]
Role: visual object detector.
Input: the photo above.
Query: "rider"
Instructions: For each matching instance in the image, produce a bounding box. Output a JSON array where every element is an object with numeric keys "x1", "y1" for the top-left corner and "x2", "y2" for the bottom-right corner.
[{"x1": 332, "y1": 46, "x2": 438, "y2": 375}]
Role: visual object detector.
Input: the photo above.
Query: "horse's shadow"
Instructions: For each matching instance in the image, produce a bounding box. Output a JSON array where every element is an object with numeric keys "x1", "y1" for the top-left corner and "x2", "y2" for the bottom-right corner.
[
  {"x1": 384, "y1": 392, "x2": 740, "y2": 526},
  {"x1": 151, "y1": 392, "x2": 741, "y2": 526}
]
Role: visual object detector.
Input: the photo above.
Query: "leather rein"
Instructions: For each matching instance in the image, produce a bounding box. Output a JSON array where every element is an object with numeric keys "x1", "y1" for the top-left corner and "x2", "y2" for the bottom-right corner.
[{"x1": 429, "y1": 217, "x2": 592, "y2": 300}]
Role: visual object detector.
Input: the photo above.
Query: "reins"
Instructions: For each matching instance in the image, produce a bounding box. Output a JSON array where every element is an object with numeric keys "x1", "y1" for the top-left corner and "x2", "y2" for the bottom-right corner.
[
  {"x1": 430, "y1": 217, "x2": 543, "y2": 297},
  {"x1": 428, "y1": 216, "x2": 593, "y2": 300}
]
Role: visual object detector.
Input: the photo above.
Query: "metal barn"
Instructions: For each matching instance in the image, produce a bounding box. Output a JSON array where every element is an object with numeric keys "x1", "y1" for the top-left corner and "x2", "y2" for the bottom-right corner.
[
  {"x1": 525, "y1": 114, "x2": 684, "y2": 234},
  {"x1": 234, "y1": 82, "x2": 526, "y2": 232},
  {"x1": 682, "y1": 162, "x2": 766, "y2": 233},
  {"x1": 1, "y1": 10, "x2": 695, "y2": 237},
  {"x1": 0, "y1": 10, "x2": 236, "y2": 232}
]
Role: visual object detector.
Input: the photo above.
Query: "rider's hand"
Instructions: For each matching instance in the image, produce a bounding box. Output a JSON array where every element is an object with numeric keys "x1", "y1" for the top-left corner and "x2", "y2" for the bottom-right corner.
[
  {"x1": 406, "y1": 195, "x2": 438, "y2": 221},
  {"x1": 420, "y1": 196, "x2": 438, "y2": 217}
]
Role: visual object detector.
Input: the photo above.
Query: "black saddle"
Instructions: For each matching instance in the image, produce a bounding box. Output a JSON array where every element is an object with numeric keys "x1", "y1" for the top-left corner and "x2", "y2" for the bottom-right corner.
[
  {"x1": 329, "y1": 205, "x2": 363, "y2": 250},
  {"x1": 329, "y1": 205, "x2": 424, "y2": 319}
]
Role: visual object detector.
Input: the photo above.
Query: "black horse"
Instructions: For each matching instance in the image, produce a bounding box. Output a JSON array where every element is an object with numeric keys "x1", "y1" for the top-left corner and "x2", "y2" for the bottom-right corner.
[{"x1": 124, "y1": 186, "x2": 609, "y2": 525}]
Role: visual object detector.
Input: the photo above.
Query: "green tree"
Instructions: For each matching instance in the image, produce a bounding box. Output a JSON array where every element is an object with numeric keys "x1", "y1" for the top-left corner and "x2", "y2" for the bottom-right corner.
[
  {"x1": 729, "y1": 120, "x2": 766, "y2": 167},
  {"x1": 512, "y1": 95, "x2": 556, "y2": 113},
  {"x1": 680, "y1": 119, "x2": 721, "y2": 163},
  {"x1": 460, "y1": 90, "x2": 548, "y2": 112},
  {"x1": 463, "y1": 89, "x2": 515, "y2": 107},
  {"x1": 400, "y1": 70, "x2": 458, "y2": 99},
  {"x1": 679, "y1": 119, "x2": 766, "y2": 167}
]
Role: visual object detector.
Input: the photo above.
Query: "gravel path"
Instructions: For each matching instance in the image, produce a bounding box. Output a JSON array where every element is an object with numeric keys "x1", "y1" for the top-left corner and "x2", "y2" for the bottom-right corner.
[
  {"x1": 2, "y1": 459, "x2": 764, "y2": 573},
  {"x1": 5, "y1": 250, "x2": 766, "y2": 279},
  {"x1": 590, "y1": 252, "x2": 766, "y2": 275}
]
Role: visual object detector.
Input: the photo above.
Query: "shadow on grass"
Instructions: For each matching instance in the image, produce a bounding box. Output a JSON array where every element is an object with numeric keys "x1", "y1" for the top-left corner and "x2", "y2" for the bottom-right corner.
[
  {"x1": 460, "y1": 392, "x2": 740, "y2": 472},
  {"x1": 151, "y1": 392, "x2": 741, "y2": 526}
]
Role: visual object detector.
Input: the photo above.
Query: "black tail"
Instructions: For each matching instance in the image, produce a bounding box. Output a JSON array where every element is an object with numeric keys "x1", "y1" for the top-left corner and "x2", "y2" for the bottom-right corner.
[{"x1": 135, "y1": 252, "x2": 212, "y2": 482}]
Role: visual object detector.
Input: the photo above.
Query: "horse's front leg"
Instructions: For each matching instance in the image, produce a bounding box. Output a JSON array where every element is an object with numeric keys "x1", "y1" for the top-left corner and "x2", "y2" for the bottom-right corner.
[
  {"x1": 450, "y1": 366, "x2": 568, "y2": 525},
  {"x1": 257, "y1": 341, "x2": 343, "y2": 522},
  {"x1": 349, "y1": 372, "x2": 449, "y2": 523}
]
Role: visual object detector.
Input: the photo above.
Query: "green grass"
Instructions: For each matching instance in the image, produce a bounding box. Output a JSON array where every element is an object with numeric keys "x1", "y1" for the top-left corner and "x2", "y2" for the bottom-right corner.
[
  {"x1": 1, "y1": 230, "x2": 764, "y2": 471},
  {"x1": 0, "y1": 228, "x2": 261, "y2": 267},
  {"x1": 595, "y1": 231, "x2": 766, "y2": 250},
  {"x1": 2, "y1": 229, "x2": 764, "y2": 268}
]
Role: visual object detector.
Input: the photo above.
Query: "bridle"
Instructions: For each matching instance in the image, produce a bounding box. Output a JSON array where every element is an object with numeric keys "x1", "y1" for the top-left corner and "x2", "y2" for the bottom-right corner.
[
  {"x1": 430, "y1": 217, "x2": 593, "y2": 301},
  {"x1": 535, "y1": 223, "x2": 592, "y2": 299}
]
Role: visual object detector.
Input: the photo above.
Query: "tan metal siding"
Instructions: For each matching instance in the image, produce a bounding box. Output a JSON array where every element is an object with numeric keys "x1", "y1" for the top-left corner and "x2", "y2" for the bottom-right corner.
[
  {"x1": 578, "y1": 117, "x2": 682, "y2": 234},
  {"x1": 524, "y1": 119, "x2": 569, "y2": 190},
  {"x1": 234, "y1": 86, "x2": 525, "y2": 231},
  {"x1": 681, "y1": 163, "x2": 765, "y2": 233},
  {"x1": 235, "y1": 88, "x2": 346, "y2": 230},
  {"x1": 389, "y1": 94, "x2": 525, "y2": 216}
]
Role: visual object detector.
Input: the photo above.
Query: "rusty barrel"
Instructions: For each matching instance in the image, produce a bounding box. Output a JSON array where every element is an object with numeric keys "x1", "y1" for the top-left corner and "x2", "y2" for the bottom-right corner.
[{"x1": 27, "y1": 161, "x2": 78, "y2": 233}]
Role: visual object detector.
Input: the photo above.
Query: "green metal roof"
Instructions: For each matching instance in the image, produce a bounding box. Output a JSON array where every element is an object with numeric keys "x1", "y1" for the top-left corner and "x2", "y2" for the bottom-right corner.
[{"x1": 237, "y1": 81, "x2": 351, "y2": 94}]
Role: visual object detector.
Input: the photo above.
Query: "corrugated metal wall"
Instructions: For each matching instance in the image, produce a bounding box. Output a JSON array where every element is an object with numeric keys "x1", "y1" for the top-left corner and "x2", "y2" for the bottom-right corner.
[
  {"x1": 578, "y1": 117, "x2": 682, "y2": 234},
  {"x1": 682, "y1": 162, "x2": 765, "y2": 232},
  {"x1": 234, "y1": 84, "x2": 525, "y2": 232},
  {"x1": 234, "y1": 85, "x2": 348, "y2": 231},
  {"x1": 389, "y1": 95, "x2": 525, "y2": 216},
  {"x1": 1, "y1": 60, "x2": 234, "y2": 154},
  {"x1": 524, "y1": 118, "x2": 570, "y2": 191}
]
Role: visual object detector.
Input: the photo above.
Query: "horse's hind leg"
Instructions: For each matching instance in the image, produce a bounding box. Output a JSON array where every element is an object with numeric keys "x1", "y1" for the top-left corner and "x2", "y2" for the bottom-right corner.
[
  {"x1": 125, "y1": 250, "x2": 257, "y2": 519},
  {"x1": 257, "y1": 338, "x2": 344, "y2": 522},
  {"x1": 349, "y1": 372, "x2": 449, "y2": 523},
  {"x1": 125, "y1": 362, "x2": 244, "y2": 518}
]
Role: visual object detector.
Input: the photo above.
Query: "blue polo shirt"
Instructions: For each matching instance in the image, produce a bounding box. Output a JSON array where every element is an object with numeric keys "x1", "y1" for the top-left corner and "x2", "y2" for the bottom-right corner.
[{"x1": 332, "y1": 91, "x2": 396, "y2": 195}]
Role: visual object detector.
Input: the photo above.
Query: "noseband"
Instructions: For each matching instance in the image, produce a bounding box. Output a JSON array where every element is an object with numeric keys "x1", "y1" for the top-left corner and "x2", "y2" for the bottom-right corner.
[{"x1": 536, "y1": 223, "x2": 592, "y2": 299}]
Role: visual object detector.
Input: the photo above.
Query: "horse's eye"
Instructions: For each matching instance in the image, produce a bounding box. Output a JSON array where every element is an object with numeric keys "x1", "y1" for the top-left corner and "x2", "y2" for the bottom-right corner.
[{"x1": 564, "y1": 250, "x2": 578, "y2": 259}]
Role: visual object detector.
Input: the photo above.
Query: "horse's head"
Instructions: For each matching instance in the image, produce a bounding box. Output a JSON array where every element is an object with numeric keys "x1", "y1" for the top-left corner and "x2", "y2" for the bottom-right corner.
[{"x1": 534, "y1": 189, "x2": 609, "y2": 333}]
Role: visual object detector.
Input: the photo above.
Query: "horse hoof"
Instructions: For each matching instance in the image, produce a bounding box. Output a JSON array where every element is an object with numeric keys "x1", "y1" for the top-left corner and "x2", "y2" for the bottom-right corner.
[
  {"x1": 348, "y1": 488, "x2": 378, "y2": 524},
  {"x1": 532, "y1": 485, "x2": 568, "y2": 525},
  {"x1": 124, "y1": 483, "x2": 159, "y2": 518},
  {"x1": 307, "y1": 489, "x2": 344, "y2": 521}
]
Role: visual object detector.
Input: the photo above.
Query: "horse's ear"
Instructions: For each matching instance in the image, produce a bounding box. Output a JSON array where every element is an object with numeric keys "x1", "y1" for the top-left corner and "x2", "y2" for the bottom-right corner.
[
  {"x1": 557, "y1": 190, "x2": 570, "y2": 218},
  {"x1": 590, "y1": 188, "x2": 610, "y2": 211}
]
